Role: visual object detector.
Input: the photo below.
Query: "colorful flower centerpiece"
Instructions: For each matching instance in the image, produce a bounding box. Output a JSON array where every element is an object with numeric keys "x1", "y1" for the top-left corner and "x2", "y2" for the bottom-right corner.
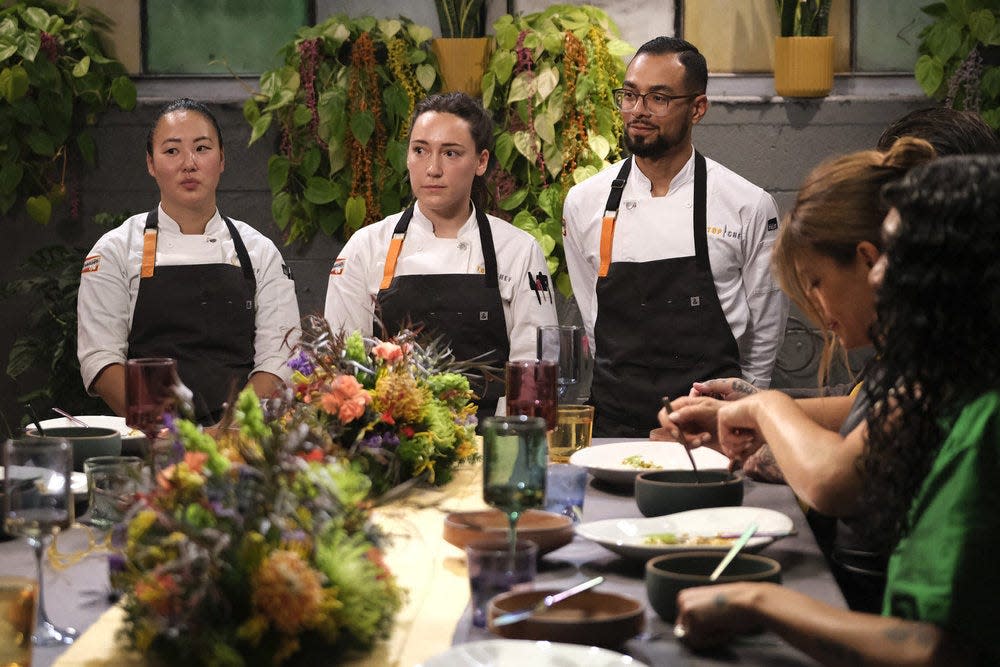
[{"x1": 113, "y1": 319, "x2": 481, "y2": 664}]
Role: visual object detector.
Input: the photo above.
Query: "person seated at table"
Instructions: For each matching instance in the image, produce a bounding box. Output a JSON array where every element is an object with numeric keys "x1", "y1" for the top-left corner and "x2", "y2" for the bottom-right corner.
[
  {"x1": 669, "y1": 154, "x2": 1000, "y2": 665},
  {"x1": 77, "y1": 98, "x2": 300, "y2": 425},
  {"x1": 323, "y1": 92, "x2": 557, "y2": 420}
]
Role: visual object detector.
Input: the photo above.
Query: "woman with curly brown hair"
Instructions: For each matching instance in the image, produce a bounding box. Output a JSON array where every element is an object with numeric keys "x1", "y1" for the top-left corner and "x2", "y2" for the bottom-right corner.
[{"x1": 671, "y1": 154, "x2": 1000, "y2": 665}]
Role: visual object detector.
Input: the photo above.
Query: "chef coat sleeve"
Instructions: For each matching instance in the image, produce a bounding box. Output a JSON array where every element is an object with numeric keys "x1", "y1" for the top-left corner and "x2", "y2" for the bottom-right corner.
[
  {"x1": 506, "y1": 237, "x2": 558, "y2": 361},
  {"x1": 251, "y1": 241, "x2": 300, "y2": 381},
  {"x1": 739, "y1": 190, "x2": 789, "y2": 388},
  {"x1": 77, "y1": 234, "x2": 131, "y2": 393},
  {"x1": 561, "y1": 185, "x2": 599, "y2": 351},
  {"x1": 324, "y1": 230, "x2": 377, "y2": 338}
]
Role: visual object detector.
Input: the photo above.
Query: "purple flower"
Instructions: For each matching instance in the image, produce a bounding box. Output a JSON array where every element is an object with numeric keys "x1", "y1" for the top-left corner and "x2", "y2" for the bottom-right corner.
[{"x1": 287, "y1": 351, "x2": 315, "y2": 375}]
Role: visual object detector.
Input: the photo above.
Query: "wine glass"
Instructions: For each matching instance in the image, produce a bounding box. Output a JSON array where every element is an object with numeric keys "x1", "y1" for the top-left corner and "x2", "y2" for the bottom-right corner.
[
  {"x1": 481, "y1": 415, "x2": 548, "y2": 556},
  {"x1": 2, "y1": 436, "x2": 77, "y2": 646},
  {"x1": 504, "y1": 360, "x2": 558, "y2": 430},
  {"x1": 125, "y1": 357, "x2": 183, "y2": 470},
  {"x1": 536, "y1": 325, "x2": 585, "y2": 402}
]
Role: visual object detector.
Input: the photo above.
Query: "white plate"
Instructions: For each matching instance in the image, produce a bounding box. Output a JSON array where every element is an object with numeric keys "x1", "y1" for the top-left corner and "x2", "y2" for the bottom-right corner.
[
  {"x1": 417, "y1": 640, "x2": 645, "y2": 666},
  {"x1": 575, "y1": 506, "x2": 794, "y2": 561},
  {"x1": 569, "y1": 441, "x2": 730, "y2": 486},
  {"x1": 0, "y1": 465, "x2": 87, "y2": 496},
  {"x1": 27, "y1": 415, "x2": 144, "y2": 441}
]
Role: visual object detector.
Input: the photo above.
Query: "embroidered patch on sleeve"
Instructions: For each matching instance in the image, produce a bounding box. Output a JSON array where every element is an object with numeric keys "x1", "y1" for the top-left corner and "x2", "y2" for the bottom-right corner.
[
  {"x1": 81, "y1": 254, "x2": 101, "y2": 274},
  {"x1": 330, "y1": 257, "x2": 347, "y2": 275},
  {"x1": 282, "y1": 263, "x2": 294, "y2": 280},
  {"x1": 766, "y1": 217, "x2": 778, "y2": 232}
]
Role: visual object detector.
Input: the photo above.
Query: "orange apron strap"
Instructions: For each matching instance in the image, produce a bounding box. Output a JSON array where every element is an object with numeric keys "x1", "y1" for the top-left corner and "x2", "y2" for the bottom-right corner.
[
  {"x1": 598, "y1": 213, "x2": 616, "y2": 278},
  {"x1": 140, "y1": 228, "x2": 158, "y2": 278},
  {"x1": 379, "y1": 233, "x2": 406, "y2": 290}
]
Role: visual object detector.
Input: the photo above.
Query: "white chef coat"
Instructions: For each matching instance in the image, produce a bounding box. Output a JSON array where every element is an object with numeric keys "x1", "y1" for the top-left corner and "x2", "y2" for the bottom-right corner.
[
  {"x1": 563, "y1": 151, "x2": 788, "y2": 388},
  {"x1": 324, "y1": 202, "x2": 558, "y2": 361},
  {"x1": 77, "y1": 206, "x2": 300, "y2": 392}
]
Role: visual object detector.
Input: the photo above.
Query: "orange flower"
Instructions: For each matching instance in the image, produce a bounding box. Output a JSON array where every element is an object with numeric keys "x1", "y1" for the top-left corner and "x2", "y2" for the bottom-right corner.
[
  {"x1": 252, "y1": 550, "x2": 323, "y2": 634},
  {"x1": 319, "y1": 375, "x2": 371, "y2": 423},
  {"x1": 372, "y1": 341, "x2": 403, "y2": 362}
]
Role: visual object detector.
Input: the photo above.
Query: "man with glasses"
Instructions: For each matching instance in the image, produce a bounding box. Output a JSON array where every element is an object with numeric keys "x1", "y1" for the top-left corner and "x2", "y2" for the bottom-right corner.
[{"x1": 563, "y1": 36, "x2": 788, "y2": 437}]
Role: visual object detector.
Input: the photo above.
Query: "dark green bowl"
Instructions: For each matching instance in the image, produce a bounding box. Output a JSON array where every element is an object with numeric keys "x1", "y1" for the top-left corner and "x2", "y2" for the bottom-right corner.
[
  {"x1": 635, "y1": 468, "x2": 743, "y2": 517},
  {"x1": 26, "y1": 427, "x2": 122, "y2": 471},
  {"x1": 645, "y1": 551, "x2": 782, "y2": 621}
]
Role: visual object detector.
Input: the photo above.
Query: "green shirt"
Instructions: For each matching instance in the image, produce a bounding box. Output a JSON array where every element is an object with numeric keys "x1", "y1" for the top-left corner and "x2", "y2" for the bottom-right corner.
[{"x1": 883, "y1": 391, "x2": 1000, "y2": 663}]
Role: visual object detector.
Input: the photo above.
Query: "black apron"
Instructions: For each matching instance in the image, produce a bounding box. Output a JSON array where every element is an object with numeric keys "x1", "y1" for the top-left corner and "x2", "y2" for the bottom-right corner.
[
  {"x1": 591, "y1": 153, "x2": 741, "y2": 437},
  {"x1": 127, "y1": 209, "x2": 257, "y2": 425},
  {"x1": 376, "y1": 205, "x2": 509, "y2": 420}
]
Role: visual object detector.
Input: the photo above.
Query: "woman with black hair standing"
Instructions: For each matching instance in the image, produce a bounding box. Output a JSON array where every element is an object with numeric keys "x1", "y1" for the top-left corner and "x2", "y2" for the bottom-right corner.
[{"x1": 78, "y1": 98, "x2": 299, "y2": 425}]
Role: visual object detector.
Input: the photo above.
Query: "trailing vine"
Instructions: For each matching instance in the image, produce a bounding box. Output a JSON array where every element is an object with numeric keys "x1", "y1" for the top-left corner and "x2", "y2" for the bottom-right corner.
[
  {"x1": 246, "y1": 16, "x2": 437, "y2": 242},
  {"x1": 483, "y1": 5, "x2": 632, "y2": 294}
]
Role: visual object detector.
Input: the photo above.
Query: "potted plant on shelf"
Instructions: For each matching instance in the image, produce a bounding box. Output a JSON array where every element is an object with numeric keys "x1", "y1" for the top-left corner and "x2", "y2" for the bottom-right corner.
[
  {"x1": 773, "y1": 0, "x2": 834, "y2": 98},
  {"x1": 431, "y1": 0, "x2": 491, "y2": 96}
]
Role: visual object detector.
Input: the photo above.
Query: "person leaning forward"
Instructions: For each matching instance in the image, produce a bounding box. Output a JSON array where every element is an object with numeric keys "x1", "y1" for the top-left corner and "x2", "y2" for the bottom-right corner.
[
  {"x1": 562, "y1": 36, "x2": 789, "y2": 438},
  {"x1": 77, "y1": 98, "x2": 300, "y2": 425}
]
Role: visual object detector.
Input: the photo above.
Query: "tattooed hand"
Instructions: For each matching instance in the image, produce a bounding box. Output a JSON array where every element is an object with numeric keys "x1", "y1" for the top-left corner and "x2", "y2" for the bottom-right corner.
[
  {"x1": 742, "y1": 444, "x2": 786, "y2": 484},
  {"x1": 691, "y1": 378, "x2": 760, "y2": 401}
]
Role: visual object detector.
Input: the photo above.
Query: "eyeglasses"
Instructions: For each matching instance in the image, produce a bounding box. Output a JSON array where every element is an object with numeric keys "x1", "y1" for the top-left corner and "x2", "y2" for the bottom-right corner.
[{"x1": 612, "y1": 88, "x2": 703, "y2": 116}]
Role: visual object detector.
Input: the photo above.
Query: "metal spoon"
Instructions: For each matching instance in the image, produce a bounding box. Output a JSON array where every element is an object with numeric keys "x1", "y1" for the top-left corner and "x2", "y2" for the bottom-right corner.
[
  {"x1": 663, "y1": 397, "x2": 701, "y2": 483},
  {"x1": 491, "y1": 576, "x2": 605, "y2": 627}
]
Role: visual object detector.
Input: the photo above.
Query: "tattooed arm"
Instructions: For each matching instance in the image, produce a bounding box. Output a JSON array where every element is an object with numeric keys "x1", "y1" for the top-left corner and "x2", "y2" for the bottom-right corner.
[{"x1": 675, "y1": 583, "x2": 974, "y2": 667}]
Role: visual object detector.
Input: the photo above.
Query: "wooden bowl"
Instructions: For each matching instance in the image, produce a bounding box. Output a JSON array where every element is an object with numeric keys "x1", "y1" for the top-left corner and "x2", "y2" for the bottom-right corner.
[
  {"x1": 487, "y1": 588, "x2": 644, "y2": 648},
  {"x1": 444, "y1": 509, "x2": 574, "y2": 556}
]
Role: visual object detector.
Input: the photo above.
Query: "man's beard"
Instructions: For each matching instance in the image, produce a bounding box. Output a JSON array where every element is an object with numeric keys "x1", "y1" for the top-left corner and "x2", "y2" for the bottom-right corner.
[{"x1": 624, "y1": 130, "x2": 674, "y2": 158}]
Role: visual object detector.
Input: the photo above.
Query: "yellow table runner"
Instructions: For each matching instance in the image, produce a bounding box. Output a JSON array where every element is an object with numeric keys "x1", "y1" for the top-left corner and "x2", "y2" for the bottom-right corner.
[{"x1": 54, "y1": 464, "x2": 488, "y2": 667}]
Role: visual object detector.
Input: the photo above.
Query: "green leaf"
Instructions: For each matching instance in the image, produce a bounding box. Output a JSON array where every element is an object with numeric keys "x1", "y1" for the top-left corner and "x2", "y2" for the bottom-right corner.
[
  {"x1": 386, "y1": 139, "x2": 408, "y2": 175},
  {"x1": 555, "y1": 271, "x2": 572, "y2": 297},
  {"x1": 538, "y1": 185, "x2": 563, "y2": 220},
  {"x1": 512, "y1": 210, "x2": 538, "y2": 230},
  {"x1": 416, "y1": 63, "x2": 436, "y2": 91},
  {"x1": 408, "y1": 24, "x2": 433, "y2": 45},
  {"x1": 318, "y1": 207, "x2": 344, "y2": 236},
  {"x1": 535, "y1": 65, "x2": 559, "y2": 100},
  {"x1": 26, "y1": 130, "x2": 55, "y2": 156},
  {"x1": 981, "y1": 65, "x2": 1000, "y2": 99},
  {"x1": 512, "y1": 130, "x2": 539, "y2": 161},
  {"x1": 300, "y1": 147, "x2": 321, "y2": 177},
  {"x1": 268, "y1": 155, "x2": 290, "y2": 193},
  {"x1": 345, "y1": 195, "x2": 366, "y2": 232},
  {"x1": 23, "y1": 7, "x2": 51, "y2": 31},
  {"x1": 328, "y1": 136, "x2": 346, "y2": 175},
  {"x1": 383, "y1": 83, "x2": 410, "y2": 119},
  {"x1": 0, "y1": 43, "x2": 17, "y2": 60},
  {"x1": 968, "y1": 9, "x2": 996, "y2": 41},
  {"x1": 533, "y1": 113, "x2": 555, "y2": 144},
  {"x1": 19, "y1": 30, "x2": 40, "y2": 62},
  {"x1": 304, "y1": 177, "x2": 337, "y2": 204},
  {"x1": 482, "y1": 71, "x2": 496, "y2": 104},
  {"x1": 6, "y1": 337, "x2": 37, "y2": 378},
  {"x1": 920, "y1": 2, "x2": 949, "y2": 20},
  {"x1": 26, "y1": 195, "x2": 52, "y2": 224},
  {"x1": 588, "y1": 135, "x2": 611, "y2": 160},
  {"x1": 573, "y1": 165, "x2": 599, "y2": 184},
  {"x1": 293, "y1": 104, "x2": 313, "y2": 127},
  {"x1": 494, "y1": 22, "x2": 520, "y2": 50},
  {"x1": 508, "y1": 72, "x2": 535, "y2": 103},
  {"x1": 249, "y1": 112, "x2": 272, "y2": 145},
  {"x1": 944, "y1": 0, "x2": 968, "y2": 23},
  {"x1": 499, "y1": 187, "x2": 529, "y2": 211},
  {"x1": 379, "y1": 19, "x2": 402, "y2": 38},
  {"x1": 262, "y1": 88, "x2": 295, "y2": 113},
  {"x1": 243, "y1": 97, "x2": 261, "y2": 124},
  {"x1": 0, "y1": 161, "x2": 23, "y2": 194},
  {"x1": 76, "y1": 129, "x2": 96, "y2": 166},
  {"x1": 0, "y1": 64, "x2": 29, "y2": 102},
  {"x1": 924, "y1": 20, "x2": 963, "y2": 61},
  {"x1": 110, "y1": 75, "x2": 136, "y2": 110},
  {"x1": 543, "y1": 140, "x2": 563, "y2": 178},
  {"x1": 491, "y1": 50, "x2": 516, "y2": 85},
  {"x1": 72, "y1": 55, "x2": 90, "y2": 77},
  {"x1": 271, "y1": 191, "x2": 292, "y2": 230},
  {"x1": 495, "y1": 132, "x2": 515, "y2": 168},
  {"x1": 915, "y1": 55, "x2": 945, "y2": 96},
  {"x1": 350, "y1": 111, "x2": 375, "y2": 145},
  {"x1": 535, "y1": 232, "x2": 556, "y2": 255}
]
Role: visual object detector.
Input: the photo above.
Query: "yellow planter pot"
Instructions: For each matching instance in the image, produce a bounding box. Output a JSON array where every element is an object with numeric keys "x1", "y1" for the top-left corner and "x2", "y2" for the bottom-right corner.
[
  {"x1": 431, "y1": 37, "x2": 492, "y2": 97},
  {"x1": 774, "y1": 36, "x2": 835, "y2": 98}
]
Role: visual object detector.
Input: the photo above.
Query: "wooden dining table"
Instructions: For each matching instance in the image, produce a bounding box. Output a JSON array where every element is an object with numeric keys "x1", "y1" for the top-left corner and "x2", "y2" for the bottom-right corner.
[{"x1": 3, "y1": 438, "x2": 845, "y2": 666}]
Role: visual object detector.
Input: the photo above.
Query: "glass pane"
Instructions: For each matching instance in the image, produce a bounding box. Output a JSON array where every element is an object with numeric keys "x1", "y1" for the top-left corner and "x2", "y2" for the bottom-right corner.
[
  {"x1": 144, "y1": 0, "x2": 310, "y2": 74},
  {"x1": 854, "y1": 0, "x2": 931, "y2": 72}
]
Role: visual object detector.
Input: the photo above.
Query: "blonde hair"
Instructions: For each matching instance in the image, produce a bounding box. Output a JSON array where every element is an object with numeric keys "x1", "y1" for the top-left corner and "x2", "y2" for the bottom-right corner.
[{"x1": 773, "y1": 137, "x2": 936, "y2": 385}]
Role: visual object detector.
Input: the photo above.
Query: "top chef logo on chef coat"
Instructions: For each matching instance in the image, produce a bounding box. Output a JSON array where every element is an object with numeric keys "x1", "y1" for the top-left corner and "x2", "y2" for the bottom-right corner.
[
  {"x1": 81, "y1": 254, "x2": 100, "y2": 274},
  {"x1": 767, "y1": 217, "x2": 778, "y2": 232},
  {"x1": 330, "y1": 257, "x2": 347, "y2": 275},
  {"x1": 707, "y1": 224, "x2": 742, "y2": 240}
]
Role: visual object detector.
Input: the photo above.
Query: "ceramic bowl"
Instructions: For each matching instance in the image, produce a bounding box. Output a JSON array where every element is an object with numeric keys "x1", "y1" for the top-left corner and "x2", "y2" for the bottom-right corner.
[
  {"x1": 634, "y1": 469, "x2": 744, "y2": 517},
  {"x1": 25, "y1": 427, "x2": 122, "y2": 471},
  {"x1": 645, "y1": 551, "x2": 782, "y2": 621},
  {"x1": 444, "y1": 509, "x2": 574, "y2": 557},
  {"x1": 487, "y1": 588, "x2": 644, "y2": 648}
]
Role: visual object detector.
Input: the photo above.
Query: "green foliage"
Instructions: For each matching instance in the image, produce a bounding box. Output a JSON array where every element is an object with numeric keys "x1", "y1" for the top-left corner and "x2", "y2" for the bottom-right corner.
[
  {"x1": 0, "y1": 0, "x2": 136, "y2": 224},
  {"x1": 434, "y1": 0, "x2": 485, "y2": 38},
  {"x1": 483, "y1": 5, "x2": 632, "y2": 295},
  {"x1": 1, "y1": 212, "x2": 128, "y2": 420},
  {"x1": 915, "y1": 1, "x2": 1000, "y2": 129},
  {"x1": 246, "y1": 15, "x2": 437, "y2": 243},
  {"x1": 774, "y1": 0, "x2": 832, "y2": 36}
]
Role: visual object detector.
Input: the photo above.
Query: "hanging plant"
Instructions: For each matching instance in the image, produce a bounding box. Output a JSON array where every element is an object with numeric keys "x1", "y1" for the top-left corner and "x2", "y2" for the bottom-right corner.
[
  {"x1": 0, "y1": 0, "x2": 136, "y2": 224},
  {"x1": 245, "y1": 16, "x2": 438, "y2": 243},
  {"x1": 482, "y1": 5, "x2": 632, "y2": 295}
]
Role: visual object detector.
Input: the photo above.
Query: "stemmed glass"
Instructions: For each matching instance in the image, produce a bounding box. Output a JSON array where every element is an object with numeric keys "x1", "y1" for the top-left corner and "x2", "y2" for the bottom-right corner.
[
  {"x1": 2, "y1": 436, "x2": 77, "y2": 646},
  {"x1": 481, "y1": 415, "x2": 548, "y2": 557},
  {"x1": 125, "y1": 357, "x2": 183, "y2": 470},
  {"x1": 536, "y1": 325, "x2": 585, "y2": 402}
]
